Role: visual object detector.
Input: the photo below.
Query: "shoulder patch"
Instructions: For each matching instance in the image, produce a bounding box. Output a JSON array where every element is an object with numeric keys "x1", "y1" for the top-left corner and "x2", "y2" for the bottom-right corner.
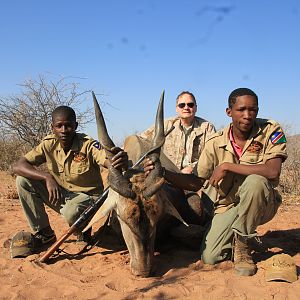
[
  {"x1": 93, "y1": 141, "x2": 101, "y2": 150},
  {"x1": 270, "y1": 131, "x2": 287, "y2": 144}
]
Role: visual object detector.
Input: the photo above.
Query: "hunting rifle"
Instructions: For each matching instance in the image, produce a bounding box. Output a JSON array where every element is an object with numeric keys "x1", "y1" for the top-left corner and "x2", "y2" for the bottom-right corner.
[{"x1": 38, "y1": 125, "x2": 175, "y2": 263}]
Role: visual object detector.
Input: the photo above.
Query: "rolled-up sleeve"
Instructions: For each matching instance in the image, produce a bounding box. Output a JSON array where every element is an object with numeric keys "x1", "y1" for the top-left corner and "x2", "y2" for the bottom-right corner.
[
  {"x1": 24, "y1": 143, "x2": 46, "y2": 166},
  {"x1": 194, "y1": 141, "x2": 215, "y2": 180}
]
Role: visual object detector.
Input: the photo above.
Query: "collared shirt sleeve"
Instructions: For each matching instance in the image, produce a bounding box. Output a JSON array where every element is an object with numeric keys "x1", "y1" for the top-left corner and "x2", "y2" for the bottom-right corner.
[
  {"x1": 90, "y1": 141, "x2": 107, "y2": 166},
  {"x1": 194, "y1": 139, "x2": 215, "y2": 180},
  {"x1": 264, "y1": 123, "x2": 288, "y2": 162},
  {"x1": 24, "y1": 142, "x2": 47, "y2": 166}
]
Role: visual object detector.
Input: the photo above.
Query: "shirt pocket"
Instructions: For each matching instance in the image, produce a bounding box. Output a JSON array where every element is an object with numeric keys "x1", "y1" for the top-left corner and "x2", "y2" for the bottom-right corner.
[
  {"x1": 70, "y1": 160, "x2": 90, "y2": 175},
  {"x1": 191, "y1": 135, "x2": 203, "y2": 163},
  {"x1": 240, "y1": 154, "x2": 264, "y2": 165}
]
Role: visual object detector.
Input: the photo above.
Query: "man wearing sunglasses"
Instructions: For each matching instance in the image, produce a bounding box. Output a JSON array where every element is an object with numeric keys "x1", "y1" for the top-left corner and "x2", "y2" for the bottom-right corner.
[
  {"x1": 141, "y1": 91, "x2": 216, "y2": 174},
  {"x1": 139, "y1": 91, "x2": 215, "y2": 225}
]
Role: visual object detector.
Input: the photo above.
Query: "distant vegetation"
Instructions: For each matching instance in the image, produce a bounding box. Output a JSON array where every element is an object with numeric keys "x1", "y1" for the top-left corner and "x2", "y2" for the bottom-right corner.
[
  {"x1": 0, "y1": 74, "x2": 93, "y2": 148},
  {"x1": 0, "y1": 75, "x2": 299, "y2": 195},
  {"x1": 0, "y1": 74, "x2": 93, "y2": 171},
  {"x1": 279, "y1": 134, "x2": 300, "y2": 195}
]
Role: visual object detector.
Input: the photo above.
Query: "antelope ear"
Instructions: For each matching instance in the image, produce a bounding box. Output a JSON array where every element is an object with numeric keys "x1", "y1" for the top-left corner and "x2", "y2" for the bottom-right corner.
[
  {"x1": 164, "y1": 198, "x2": 189, "y2": 227},
  {"x1": 83, "y1": 189, "x2": 117, "y2": 232}
]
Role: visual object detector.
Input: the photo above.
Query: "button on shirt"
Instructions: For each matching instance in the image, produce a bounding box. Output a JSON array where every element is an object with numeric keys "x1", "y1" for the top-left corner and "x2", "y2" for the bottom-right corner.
[{"x1": 24, "y1": 133, "x2": 107, "y2": 196}]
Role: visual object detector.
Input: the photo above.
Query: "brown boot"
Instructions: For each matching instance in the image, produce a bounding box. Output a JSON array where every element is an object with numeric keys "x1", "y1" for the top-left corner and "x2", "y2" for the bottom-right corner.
[{"x1": 233, "y1": 233, "x2": 257, "y2": 276}]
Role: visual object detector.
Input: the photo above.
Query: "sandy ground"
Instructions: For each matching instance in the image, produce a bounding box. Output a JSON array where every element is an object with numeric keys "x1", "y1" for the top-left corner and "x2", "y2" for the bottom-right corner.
[{"x1": 0, "y1": 171, "x2": 299, "y2": 300}]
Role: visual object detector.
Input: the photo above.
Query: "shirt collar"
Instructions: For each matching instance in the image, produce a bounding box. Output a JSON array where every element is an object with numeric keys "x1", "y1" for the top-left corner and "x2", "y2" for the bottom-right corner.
[{"x1": 179, "y1": 120, "x2": 194, "y2": 133}]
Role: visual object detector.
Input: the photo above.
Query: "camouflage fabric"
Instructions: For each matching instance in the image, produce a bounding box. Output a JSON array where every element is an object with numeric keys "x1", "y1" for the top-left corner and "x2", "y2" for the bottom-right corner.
[{"x1": 140, "y1": 116, "x2": 216, "y2": 171}]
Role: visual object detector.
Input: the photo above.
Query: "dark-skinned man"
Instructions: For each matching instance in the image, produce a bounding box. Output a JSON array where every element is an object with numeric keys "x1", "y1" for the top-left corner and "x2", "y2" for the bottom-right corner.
[{"x1": 12, "y1": 106, "x2": 128, "y2": 255}]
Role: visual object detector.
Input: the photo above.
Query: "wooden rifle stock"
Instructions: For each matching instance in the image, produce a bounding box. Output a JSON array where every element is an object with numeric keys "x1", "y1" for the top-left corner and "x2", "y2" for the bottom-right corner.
[
  {"x1": 39, "y1": 188, "x2": 109, "y2": 263},
  {"x1": 39, "y1": 225, "x2": 76, "y2": 263}
]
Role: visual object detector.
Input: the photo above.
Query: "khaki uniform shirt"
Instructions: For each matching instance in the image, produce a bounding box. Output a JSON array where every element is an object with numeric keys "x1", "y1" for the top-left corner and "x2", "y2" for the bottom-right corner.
[
  {"x1": 25, "y1": 133, "x2": 107, "y2": 196},
  {"x1": 195, "y1": 118, "x2": 288, "y2": 212},
  {"x1": 140, "y1": 116, "x2": 216, "y2": 170}
]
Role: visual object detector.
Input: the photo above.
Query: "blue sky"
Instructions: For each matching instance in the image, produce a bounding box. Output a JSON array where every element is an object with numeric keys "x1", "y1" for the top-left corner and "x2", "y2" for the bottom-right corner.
[{"x1": 1, "y1": 0, "x2": 299, "y2": 144}]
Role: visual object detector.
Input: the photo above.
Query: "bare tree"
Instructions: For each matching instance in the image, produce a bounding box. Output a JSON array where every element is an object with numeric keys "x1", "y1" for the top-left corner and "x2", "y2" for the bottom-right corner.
[{"x1": 0, "y1": 74, "x2": 94, "y2": 147}]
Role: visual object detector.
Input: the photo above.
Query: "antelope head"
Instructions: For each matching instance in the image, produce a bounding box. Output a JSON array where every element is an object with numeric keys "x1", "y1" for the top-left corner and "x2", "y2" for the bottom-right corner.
[{"x1": 84, "y1": 91, "x2": 186, "y2": 277}]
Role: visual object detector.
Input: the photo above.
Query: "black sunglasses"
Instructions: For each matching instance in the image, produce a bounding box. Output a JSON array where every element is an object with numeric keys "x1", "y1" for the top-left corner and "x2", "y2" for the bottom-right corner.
[{"x1": 177, "y1": 102, "x2": 195, "y2": 109}]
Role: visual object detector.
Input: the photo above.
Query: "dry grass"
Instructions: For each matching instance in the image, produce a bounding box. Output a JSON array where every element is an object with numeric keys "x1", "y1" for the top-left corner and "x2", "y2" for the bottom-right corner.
[
  {"x1": 0, "y1": 136, "x2": 29, "y2": 171},
  {"x1": 280, "y1": 134, "x2": 300, "y2": 195}
]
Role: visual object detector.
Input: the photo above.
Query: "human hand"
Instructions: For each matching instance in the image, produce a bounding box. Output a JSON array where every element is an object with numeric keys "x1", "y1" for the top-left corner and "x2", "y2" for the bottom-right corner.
[
  {"x1": 209, "y1": 163, "x2": 229, "y2": 187},
  {"x1": 45, "y1": 175, "x2": 63, "y2": 207},
  {"x1": 181, "y1": 166, "x2": 193, "y2": 174},
  {"x1": 110, "y1": 147, "x2": 128, "y2": 171},
  {"x1": 143, "y1": 157, "x2": 155, "y2": 176}
]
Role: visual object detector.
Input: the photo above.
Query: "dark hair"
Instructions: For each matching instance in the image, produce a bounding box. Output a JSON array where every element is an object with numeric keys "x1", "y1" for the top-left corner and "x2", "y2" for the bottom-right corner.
[
  {"x1": 52, "y1": 106, "x2": 76, "y2": 122},
  {"x1": 228, "y1": 88, "x2": 258, "y2": 108},
  {"x1": 176, "y1": 91, "x2": 197, "y2": 105}
]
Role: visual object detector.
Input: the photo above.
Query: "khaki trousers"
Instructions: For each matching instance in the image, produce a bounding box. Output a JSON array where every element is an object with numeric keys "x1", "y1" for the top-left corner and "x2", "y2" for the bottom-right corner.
[
  {"x1": 16, "y1": 176, "x2": 95, "y2": 233},
  {"x1": 201, "y1": 174, "x2": 281, "y2": 264}
]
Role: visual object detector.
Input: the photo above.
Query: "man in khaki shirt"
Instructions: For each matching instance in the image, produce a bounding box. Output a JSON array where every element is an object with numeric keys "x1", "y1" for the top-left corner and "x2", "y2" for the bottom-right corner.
[
  {"x1": 141, "y1": 91, "x2": 216, "y2": 173},
  {"x1": 12, "y1": 106, "x2": 128, "y2": 254},
  {"x1": 139, "y1": 91, "x2": 215, "y2": 224},
  {"x1": 144, "y1": 88, "x2": 287, "y2": 276}
]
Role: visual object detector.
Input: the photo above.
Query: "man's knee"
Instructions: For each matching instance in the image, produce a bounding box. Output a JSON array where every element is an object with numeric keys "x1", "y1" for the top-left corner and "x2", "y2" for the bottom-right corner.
[
  {"x1": 200, "y1": 235, "x2": 224, "y2": 265},
  {"x1": 16, "y1": 176, "x2": 31, "y2": 189},
  {"x1": 239, "y1": 174, "x2": 269, "y2": 203},
  {"x1": 60, "y1": 198, "x2": 93, "y2": 226},
  {"x1": 242, "y1": 174, "x2": 268, "y2": 192},
  {"x1": 201, "y1": 250, "x2": 219, "y2": 265},
  {"x1": 60, "y1": 204, "x2": 79, "y2": 225},
  {"x1": 15, "y1": 176, "x2": 45, "y2": 198},
  {"x1": 201, "y1": 246, "x2": 232, "y2": 265}
]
